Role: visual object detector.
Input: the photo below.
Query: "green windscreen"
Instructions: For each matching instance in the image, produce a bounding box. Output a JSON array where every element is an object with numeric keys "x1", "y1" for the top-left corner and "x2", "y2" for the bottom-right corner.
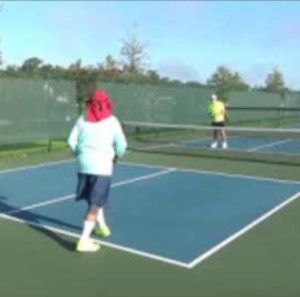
[
  {"x1": 0, "y1": 78, "x2": 77, "y2": 145},
  {"x1": 96, "y1": 82, "x2": 300, "y2": 129},
  {"x1": 96, "y1": 82, "x2": 212, "y2": 125},
  {"x1": 1, "y1": 77, "x2": 299, "y2": 163}
]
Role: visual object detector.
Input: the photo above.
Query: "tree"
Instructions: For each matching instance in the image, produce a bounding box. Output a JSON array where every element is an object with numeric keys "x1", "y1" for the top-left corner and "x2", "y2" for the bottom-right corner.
[
  {"x1": 0, "y1": 40, "x2": 2, "y2": 67},
  {"x1": 207, "y1": 66, "x2": 249, "y2": 101},
  {"x1": 68, "y1": 59, "x2": 83, "y2": 75},
  {"x1": 146, "y1": 70, "x2": 160, "y2": 83},
  {"x1": 102, "y1": 55, "x2": 120, "y2": 70},
  {"x1": 160, "y1": 77, "x2": 171, "y2": 84},
  {"x1": 99, "y1": 55, "x2": 122, "y2": 78},
  {"x1": 252, "y1": 85, "x2": 265, "y2": 92},
  {"x1": 40, "y1": 64, "x2": 55, "y2": 78},
  {"x1": 264, "y1": 68, "x2": 286, "y2": 93},
  {"x1": 185, "y1": 81, "x2": 202, "y2": 87},
  {"x1": 0, "y1": 4, "x2": 3, "y2": 66},
  {"x1": 21, "y1": 57, "x2": 44, "y2": 73},
  {"x1": 3, "y1": 64, "x2": 19, "y2": 77},
  {"x1": 120, "y1": 23, "x2": 149, "y2": 75}
]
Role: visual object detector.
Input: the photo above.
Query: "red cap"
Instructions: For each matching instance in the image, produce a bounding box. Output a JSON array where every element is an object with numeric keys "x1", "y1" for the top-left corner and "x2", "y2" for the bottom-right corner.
[{"x1": 86, "y1": 91, "x2": 113, "y2": 122}]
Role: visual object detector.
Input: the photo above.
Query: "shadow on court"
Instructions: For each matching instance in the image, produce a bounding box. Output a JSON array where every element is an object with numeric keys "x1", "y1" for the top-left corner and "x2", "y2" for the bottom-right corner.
[{"x1": 0, "y1": 196, "x2": 79, "y2": 252}]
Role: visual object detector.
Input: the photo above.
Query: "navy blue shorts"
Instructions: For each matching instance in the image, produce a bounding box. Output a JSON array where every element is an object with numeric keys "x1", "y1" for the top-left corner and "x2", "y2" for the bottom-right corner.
[
  {"x1": 212, "y1": 121, "x2": 225, "y2": 127},
  {"x1": 76, "y1": 173, "x2": 112, "y2": 208}
]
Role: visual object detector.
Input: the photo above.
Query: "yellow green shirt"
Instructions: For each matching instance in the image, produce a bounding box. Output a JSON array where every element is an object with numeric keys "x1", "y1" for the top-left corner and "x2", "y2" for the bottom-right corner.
[{"x1": 207, "y1": 101, "x2": 226, "y2": 123}]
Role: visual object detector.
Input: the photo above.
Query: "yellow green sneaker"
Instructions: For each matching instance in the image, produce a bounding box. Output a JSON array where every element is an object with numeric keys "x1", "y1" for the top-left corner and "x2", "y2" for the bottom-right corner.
[
  {"x1": 95, "y1": 225, "x2": 111, "y2": 237},
  {"x1": 76, "y1": 239, "x2": 100, "y2": 252}
]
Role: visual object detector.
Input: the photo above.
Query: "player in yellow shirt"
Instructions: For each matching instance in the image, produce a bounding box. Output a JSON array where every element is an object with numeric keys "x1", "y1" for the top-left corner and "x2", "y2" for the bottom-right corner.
[{"x1": 207, "y1": 94, "x2": 228, "y2": 149}]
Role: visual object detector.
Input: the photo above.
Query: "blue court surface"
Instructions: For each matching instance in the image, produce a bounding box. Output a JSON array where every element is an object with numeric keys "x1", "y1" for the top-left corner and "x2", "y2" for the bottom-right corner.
[
  {"x1": 0, "y1": 161, "x2": 300, "y2": 268},
  {"x1": 183, "y1": 136, "x2": 300, "y2": 155}
]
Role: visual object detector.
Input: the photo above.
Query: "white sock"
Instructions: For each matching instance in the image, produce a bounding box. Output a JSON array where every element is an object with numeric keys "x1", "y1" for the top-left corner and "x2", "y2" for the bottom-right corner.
[
  {"x1": 97, "y1": 208, "x2": 108, "y2": 229},
  {"x1": 80, "y1": 220, "x2": 96, "y2": 241}
]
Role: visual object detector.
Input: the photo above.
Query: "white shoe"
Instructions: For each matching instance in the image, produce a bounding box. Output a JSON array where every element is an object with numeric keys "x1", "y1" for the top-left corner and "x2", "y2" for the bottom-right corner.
[
  {"x1": 210, "y1": 142, "x2": 218, "y2": 149},
  {"x1": 222, "y1": 142, "x2": 228, "y2": 149},
  {"x1": 76, "y1": 239, "x2": 101, "y2": 252}
]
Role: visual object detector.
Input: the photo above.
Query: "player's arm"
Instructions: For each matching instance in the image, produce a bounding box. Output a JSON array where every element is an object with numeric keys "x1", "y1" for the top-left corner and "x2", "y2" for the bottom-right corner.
[
  {"x1": 113, "y1": 118, "x2": 128, "y2": 162},
  {"x1": 67, "y1": 119, "x2": 80, "y2": 155},
  {"x1": 223, "y1": 104, "x2": 229, "y2": 123},
  {"x1": 207, "y1": 104, "x2": 214, "y2": 119}
]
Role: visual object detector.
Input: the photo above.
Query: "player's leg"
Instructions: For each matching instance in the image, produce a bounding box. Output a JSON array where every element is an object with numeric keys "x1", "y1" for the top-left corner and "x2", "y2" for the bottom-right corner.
[
  {"x1": 77, "y1": 205, "x2": 101, "y2": 252},
  {"x1": 211, "y1": 122, "x2": 218, "y2": 148},
  {"x1": 92, "y1": 176, "x2": 112, "y2": 237},
  {"x1": 220, "y1": 124, "x2": 228, "y2": 149},
  {"x1": 95, "y1": 207, "x2": 111, "y2": 237}
]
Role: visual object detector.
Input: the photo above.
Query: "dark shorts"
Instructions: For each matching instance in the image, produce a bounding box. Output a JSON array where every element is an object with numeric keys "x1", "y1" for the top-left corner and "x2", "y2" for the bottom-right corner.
[
  {"x1": 76, "y1": 173, "x2": 112, "y2": 208},
  {"x1": 211, "y1": 121, "x2": 225, "y2": 127}
]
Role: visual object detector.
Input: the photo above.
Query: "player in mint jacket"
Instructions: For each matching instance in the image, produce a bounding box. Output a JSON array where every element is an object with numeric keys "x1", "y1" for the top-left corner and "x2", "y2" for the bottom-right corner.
[{"x1": 68, "y1": 90, "x2": 127, "y2": 252}]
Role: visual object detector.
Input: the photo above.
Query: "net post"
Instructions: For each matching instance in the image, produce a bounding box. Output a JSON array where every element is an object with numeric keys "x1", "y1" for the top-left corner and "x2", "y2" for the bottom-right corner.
[
  {"x1": 277, "y1": 108, "x2": 280, "y2": 127},
  {"x1": 47, "y1": 137, "x2": 52, "y2": 152}
]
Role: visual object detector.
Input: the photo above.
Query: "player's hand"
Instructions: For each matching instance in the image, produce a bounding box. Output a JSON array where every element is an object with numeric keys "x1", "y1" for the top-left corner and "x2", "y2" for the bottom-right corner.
[{"x1": 113, "y1": 155, "x2": 119, "y2": 164}]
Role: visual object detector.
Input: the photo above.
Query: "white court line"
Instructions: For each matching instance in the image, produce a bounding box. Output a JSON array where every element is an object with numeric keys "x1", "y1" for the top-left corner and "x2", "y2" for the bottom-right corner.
[
  {"x1": 0, "y1": 213, "x2": 189, "y2": 269},
  {"x1": 1, "y1": 161, "x2": 300, "y2": 269},
  {"x1": 124, "y1": 120, "x2": 300, "y2": 133},
  {"x1": 0, "y1": 167, "x2": 186, "y2": 268},
  {"x1": 1, "y1": 168, "x2": 176, "y2": 215},
  {"x1": 0, "y1": 159, "x2": 73, "y2": 175},
  {"x1": 0, "y1": 147, "x2": 299, "y2": 185},
  {"x1": 187, "y1": 191, "x2": 300, "y2": 269},
  {"x1": 136, "y1": 143, "x2": 176, "y2": 150},
  {"x1": 247, "y1": 139, "x2": 292, "y2": 152},
  {"x1": 119, "y1": 161, "x2": 300, "y2": 185},
  {"x1": 180, "y1": 137, "x2": 212, "y2": 144},
  {"x1": 175, "y1": 167, "x2": 300, "y2": 185},
  {"x1": 5, "y1": 159, "x2": 296, "y2": 213},
  {"x1": 182, "y1": 135, "x2": 241, "y2": 145}
]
